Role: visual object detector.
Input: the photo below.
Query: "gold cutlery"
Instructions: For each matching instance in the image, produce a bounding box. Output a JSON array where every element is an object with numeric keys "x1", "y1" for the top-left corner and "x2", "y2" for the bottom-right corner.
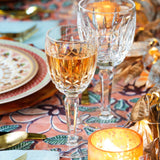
[
  {"x1": 0, "y1": 24, "x2": 38, "y2": 42},
  {"x1": 0, "y1": 131, "x2": 46, "y2": 150},
  {"x1": 0, "y1": 6, "x2": 53, "y2": 19},
  {"x1": 81, "y1": 89, "x2": 90, "y2": 104}
]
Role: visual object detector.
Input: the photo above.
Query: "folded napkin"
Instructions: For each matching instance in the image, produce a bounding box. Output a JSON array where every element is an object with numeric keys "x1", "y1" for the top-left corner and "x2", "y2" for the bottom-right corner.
[
  {"x1": 0, "y1": 150, "x2": 59, "y2": 160},
  {"x1": 0, "y1": 20, "x2": 59, "y2": 49}
]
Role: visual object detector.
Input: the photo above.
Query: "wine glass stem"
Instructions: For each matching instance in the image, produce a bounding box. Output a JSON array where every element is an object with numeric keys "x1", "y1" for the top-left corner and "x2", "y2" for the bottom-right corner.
[
  {"x1": 64, "y1": 96, "x2": 79, "y2": 146},
  {"x1": 99, "y1": 69, "x2": 113, "y2": 114}
]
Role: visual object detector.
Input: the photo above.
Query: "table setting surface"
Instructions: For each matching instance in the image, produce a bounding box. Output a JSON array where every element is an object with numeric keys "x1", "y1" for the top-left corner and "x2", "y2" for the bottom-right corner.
[{"x1": 0, "y1": 0, "x2": 160, "y2": 160}]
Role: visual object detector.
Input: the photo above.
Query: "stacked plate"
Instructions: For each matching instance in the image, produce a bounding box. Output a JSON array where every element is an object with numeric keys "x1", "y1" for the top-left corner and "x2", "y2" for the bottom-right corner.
[{"x1": 0, "y1": 40, "x2": 50, "y2": 104}]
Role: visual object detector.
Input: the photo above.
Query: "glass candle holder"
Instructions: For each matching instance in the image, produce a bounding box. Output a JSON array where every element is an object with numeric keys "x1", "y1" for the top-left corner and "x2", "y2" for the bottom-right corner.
[{"x1": 88, "y1": 127, "x2": 143, "y2": 160}]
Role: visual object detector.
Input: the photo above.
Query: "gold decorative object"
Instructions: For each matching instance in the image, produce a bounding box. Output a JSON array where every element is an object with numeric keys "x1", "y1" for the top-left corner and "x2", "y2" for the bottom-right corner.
[
  {"x1": 148, "y1": 47, "x2": 160, "y2": 64},
  {"x1": 149, "y1": 38, "x2": 159, "y2": 47},
  {"x1": 130, "y1": 95, "x2": 150, "y2": 122},
  {"x1": 134, "y1": 0, "x2": 160, "y2": 41},
  {"x1": 135, "y1": 0, "x2": 156, "y2": 22},
  {"x1": 128, "y1": 86, "x2": 160, "y2": 159},
  {"x1": 114, "y1": 57, "x2": 143, "y2": 85},
  {"x1": 120, "y1": 1, "x2": 160, "y2": 157}
]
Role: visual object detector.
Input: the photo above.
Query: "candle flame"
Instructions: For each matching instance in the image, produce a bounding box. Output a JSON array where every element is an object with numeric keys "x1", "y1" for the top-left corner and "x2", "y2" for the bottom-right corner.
[{"x1": 98, "y1": 139, "x2": 122, "y2": 152}]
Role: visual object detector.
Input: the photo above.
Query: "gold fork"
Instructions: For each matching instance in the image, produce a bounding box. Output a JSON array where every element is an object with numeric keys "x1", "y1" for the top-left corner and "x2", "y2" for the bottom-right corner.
[{"x1": 0, "y1": 24, "x2": 38, "y2": 42}]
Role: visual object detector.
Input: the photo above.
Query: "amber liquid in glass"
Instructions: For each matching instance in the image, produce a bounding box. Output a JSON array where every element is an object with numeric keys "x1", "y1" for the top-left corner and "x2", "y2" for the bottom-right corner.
[{"x1": 46, "y1": 48, "x2": 97, "y2": 95}]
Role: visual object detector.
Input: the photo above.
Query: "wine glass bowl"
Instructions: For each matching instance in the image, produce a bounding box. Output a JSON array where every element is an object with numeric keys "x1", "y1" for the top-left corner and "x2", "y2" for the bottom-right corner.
[
  {"x1": 78, "y1": 0, "x2": 136, "y2": 70},
  {"x1": 78, "y1": 0, "x2": 136, "y2": 120},
  {"x1": 45, "y1": 25, "x2": 97, "y2": 158},
  {"x1": 46, "y1": 26, "x2": 97, "y2": 97}
]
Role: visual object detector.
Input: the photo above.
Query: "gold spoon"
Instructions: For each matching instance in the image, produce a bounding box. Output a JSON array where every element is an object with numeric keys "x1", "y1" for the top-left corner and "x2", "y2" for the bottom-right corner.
[
  {"x1": 0, "y1": 6, "x2": 52, "y2": 19},
  {"x1": 0, "y1": 131, "x2": 46, "y2": 150}
]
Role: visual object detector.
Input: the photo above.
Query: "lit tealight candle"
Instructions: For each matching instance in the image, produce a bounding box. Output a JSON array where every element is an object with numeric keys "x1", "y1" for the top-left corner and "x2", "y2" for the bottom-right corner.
[{"x1": 88, "y1": 127, "x2": 143, "y2": 160}]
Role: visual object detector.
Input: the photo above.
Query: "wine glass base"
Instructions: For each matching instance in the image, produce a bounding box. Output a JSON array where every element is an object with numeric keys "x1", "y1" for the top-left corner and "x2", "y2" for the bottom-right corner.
[
  {"x1": 99, "y1": 110, "x2": 114, "y2": 120},
  {"x1": 66, "y1": 135, "x2": 80, "y2": 146},
  {"x1": 59, "y1": 141, "x2": 88, "y2": 158}
]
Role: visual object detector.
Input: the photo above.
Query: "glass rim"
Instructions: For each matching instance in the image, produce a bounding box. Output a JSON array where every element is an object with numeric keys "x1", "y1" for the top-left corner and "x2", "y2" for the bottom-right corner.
[
  {"x1": 78, "y1": 0, "x2": 136, "y2": 15},
  {"x1": 88, "y1": 127, "x2": 143, "y2": 153},
  {"x1": 46, "y1": 25, "x2": 91, "y2": 44}
]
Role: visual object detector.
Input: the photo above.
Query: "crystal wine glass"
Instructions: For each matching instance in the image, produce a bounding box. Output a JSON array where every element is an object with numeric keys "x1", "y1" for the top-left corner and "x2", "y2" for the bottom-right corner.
[
  {"x1": 45, "y1": 25, "x2": 97, "y2": 158},
  {"x1": 78, "y1": 0, "x2": 136, "y2": 120}
]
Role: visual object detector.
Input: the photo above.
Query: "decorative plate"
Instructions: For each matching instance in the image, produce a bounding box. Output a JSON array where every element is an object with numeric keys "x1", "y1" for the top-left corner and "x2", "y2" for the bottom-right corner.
[
  {"x1": 0, "y1": 45, "x2": 38, "y2": 94},
  {"x1": 0, "y1": 40, "x2": 50, "y2": 104}
]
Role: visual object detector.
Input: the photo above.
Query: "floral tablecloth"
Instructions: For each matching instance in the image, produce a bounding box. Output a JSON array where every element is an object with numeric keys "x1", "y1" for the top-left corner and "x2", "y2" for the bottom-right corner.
[
  {"x1": 0, "y1": 64, "x2": 148, "y2": 160},
  {"x1": 0, "y1": 0, "x2": 152, "y2": 159}
]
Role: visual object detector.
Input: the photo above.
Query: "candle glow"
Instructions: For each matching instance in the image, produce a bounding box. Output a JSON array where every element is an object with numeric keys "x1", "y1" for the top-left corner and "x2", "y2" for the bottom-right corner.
[{"x1": 88, "y1": 128, "x2": 143, "y2": 160}]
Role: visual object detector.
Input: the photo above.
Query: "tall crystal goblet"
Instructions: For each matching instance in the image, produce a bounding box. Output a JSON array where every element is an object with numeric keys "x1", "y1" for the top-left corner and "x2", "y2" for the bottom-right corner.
[
  {"x1": 45, "y1": 25, "x2": 97, "y2": 158},
  {"x1": 78, "y1": 0, "x2": 136, "y2": 120}
]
